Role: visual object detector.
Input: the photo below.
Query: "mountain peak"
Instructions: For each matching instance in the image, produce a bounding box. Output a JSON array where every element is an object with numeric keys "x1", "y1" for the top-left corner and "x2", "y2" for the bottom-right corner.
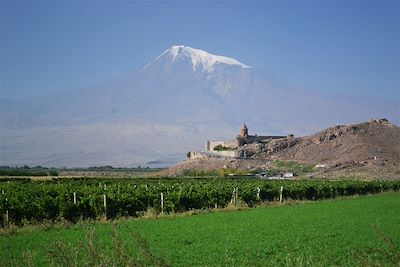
[{"x1": 154, "y1": 45, "x2": 250, "y2": 73}]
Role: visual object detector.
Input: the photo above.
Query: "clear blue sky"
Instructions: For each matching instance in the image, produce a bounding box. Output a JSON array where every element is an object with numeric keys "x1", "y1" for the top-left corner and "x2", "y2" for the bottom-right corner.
[{"x1": 1, "y1": 0, "x2": 399, "y2": 101}]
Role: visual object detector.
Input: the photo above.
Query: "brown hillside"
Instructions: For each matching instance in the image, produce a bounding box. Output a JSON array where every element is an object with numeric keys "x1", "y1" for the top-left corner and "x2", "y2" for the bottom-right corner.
[
  {"x1": 162, "y1": 119, "x2": 400, "y2": 178},
  {"x1": 261, "y1": 119, "x2": 400, "y2": 164}
]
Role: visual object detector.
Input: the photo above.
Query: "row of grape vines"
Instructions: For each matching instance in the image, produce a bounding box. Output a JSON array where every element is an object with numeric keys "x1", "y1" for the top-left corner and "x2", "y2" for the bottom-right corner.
[{"x1": 1, "y1": 178, "x2": 399, "y2": 226}]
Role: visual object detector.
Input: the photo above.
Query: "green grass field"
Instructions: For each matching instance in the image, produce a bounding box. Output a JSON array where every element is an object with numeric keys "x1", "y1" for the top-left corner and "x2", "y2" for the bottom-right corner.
[{"x1": 1, "y1": 193, "x2": 399, "y2": 266}]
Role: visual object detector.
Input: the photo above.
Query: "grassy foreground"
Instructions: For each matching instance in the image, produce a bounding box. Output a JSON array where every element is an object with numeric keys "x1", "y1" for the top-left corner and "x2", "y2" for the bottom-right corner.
[{"x1": 1, "y1": 193, "x2": 399, "y2": 266}]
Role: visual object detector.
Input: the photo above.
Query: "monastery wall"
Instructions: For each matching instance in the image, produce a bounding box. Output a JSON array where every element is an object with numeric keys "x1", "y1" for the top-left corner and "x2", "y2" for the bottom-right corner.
[{"x1": 205, "y1": 140, "x2": 238, "y2": 151}]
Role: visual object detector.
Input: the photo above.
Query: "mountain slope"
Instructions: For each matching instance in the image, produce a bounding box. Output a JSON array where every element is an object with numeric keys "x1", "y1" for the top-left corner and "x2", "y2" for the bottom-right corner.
[
  {"x1": 0, "y1": 45, "x2": 399, "y2": 167},
  {"x1": 1, "y1": 45, "x2": 398, "y2": 131}
]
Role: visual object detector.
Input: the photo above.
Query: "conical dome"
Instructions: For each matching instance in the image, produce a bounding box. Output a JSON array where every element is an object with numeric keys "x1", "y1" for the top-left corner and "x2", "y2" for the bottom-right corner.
[{"x1": 240, "y1": 123, "x2": 248, "y2": 137}]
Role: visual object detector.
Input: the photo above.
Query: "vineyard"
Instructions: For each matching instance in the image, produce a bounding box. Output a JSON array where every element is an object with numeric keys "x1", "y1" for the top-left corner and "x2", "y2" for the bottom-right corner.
[{"x1": 1, "y1": 178, "x2": 399, "y2": 226}]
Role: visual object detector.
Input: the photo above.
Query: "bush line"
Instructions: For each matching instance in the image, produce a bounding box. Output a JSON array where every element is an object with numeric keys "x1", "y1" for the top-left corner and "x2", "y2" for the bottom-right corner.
[{"x1": 0, "y1": 179, "x2": 399, "y2": 226}]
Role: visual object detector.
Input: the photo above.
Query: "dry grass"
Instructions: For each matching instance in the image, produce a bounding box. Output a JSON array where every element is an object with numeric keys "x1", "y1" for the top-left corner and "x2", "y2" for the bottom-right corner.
[{"x1": 45, "y1": 223, "x2": 170, "y2": 267}]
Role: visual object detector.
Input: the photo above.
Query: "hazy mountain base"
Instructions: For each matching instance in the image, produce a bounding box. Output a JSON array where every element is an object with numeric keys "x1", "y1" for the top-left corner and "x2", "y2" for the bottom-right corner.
[{"x1": 0, "y1": 122, "x2": 236, "y2": 168}]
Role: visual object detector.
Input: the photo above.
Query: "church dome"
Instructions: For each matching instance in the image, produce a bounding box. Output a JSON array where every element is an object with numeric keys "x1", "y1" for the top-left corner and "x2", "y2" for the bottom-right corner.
[{"x1": 240, "y1": 123, "x2": 248, "y2": 137}]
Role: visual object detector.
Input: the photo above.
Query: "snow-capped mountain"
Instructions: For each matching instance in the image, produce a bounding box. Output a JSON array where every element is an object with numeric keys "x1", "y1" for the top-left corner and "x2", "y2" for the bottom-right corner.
[
  {"x1": 149, "y1": 45, "x2": 250, "y2": 73},
  {"x1": 1, "y1": 45, "x2": 398, "y2": 167}
]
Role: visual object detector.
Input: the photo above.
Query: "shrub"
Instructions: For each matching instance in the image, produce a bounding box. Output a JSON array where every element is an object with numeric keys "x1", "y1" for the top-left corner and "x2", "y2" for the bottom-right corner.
[{"x1": 213, "y1": 144, "x2": 236, "y2": 151}]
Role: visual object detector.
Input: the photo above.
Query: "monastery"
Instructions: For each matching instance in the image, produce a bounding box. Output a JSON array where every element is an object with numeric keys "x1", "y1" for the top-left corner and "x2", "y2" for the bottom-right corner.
[{"x1": 190, "y1": 124, "x2": 291, "y2": 159}]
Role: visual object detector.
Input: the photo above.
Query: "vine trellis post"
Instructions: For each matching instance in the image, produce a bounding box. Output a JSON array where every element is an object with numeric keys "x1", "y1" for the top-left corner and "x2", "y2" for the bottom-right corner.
[
  {"x1": 160, "y1": 192, "x2": 164, "y2": 215},
  {"x1": 2, "y1": 190, "x2": 8, "y2": 227},
  {"x1": 103, "y1": 194, "x2": 107, "y2": 220}
]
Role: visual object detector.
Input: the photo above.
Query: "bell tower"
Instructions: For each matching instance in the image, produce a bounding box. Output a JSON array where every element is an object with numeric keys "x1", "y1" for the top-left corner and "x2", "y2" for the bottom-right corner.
[{"x1": 240, "y1": 123, "x2": 248, "y2": 137}]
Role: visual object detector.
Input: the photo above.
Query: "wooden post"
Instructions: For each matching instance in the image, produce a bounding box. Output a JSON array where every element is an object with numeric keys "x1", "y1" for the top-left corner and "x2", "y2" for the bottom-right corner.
[
  {"x1": 279, "y1": 186, "x2": 283, "y2": 203},
  {"x1": 5, "y1": 197, "x2": 9, "y2": 227},
  {"x1": 5, "y1": 208, "x2": 9, "y2": 226},
  {"x1": 73, "y1": 192, "x2": 77, "y2": 204},
  {"x1": 103, "y1": 194, "x2": 107, "y2": 220},
  {"x1": 160, "y1": 192, "x2": 164, "y2": 215},
  {"x1": 2, "y1": 190, "x2": 8, "y2": 227},
  {"x1": 235, "y1": 187, "x2": 239, "y2": 207}
]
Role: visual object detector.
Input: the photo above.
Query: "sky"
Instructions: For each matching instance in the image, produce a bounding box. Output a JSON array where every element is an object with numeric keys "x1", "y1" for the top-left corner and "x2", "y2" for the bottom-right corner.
[{"x1": 0, "y1": 0, "x2": 399, "y2": 101}]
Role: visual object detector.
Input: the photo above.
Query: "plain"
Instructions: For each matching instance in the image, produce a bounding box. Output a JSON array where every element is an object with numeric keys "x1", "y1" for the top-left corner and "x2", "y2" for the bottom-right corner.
[{"x1": 1, "y1": 192, "x2": 399, "y2": 266}]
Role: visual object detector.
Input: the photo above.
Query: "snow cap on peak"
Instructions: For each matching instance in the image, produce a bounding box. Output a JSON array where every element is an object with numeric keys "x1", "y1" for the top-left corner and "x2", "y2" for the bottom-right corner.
[{"x1": 157, "y1": 45, "x2": 250, "y2": 72}]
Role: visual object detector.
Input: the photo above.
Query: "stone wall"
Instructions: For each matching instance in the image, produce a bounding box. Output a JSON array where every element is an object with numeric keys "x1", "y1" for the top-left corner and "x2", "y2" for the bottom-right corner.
[
  {"x1": 189, "y1": 150, "x2": 238, "y2": 159},
  {"x1": 207, "y1": 150, "x2": 238, "y2": 158},
  {"x1": 247, "y1": 135, "x2": 287, "y2": 143},
  {"x1": 189, "y1": 151, "x2": 210, "y2": 160},
  {"x1": 206, "y1": 140, "x2": 238, "y2": 151}
]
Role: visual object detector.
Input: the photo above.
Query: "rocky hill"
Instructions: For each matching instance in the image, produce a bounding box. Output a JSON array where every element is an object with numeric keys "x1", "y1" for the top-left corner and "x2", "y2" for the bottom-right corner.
[
  {"x1": 163, "y1": 119, "x2": 400, "y2": 179},
  {"x1": 260, "y1": 118, "x2": 399, "y2": 163}
]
